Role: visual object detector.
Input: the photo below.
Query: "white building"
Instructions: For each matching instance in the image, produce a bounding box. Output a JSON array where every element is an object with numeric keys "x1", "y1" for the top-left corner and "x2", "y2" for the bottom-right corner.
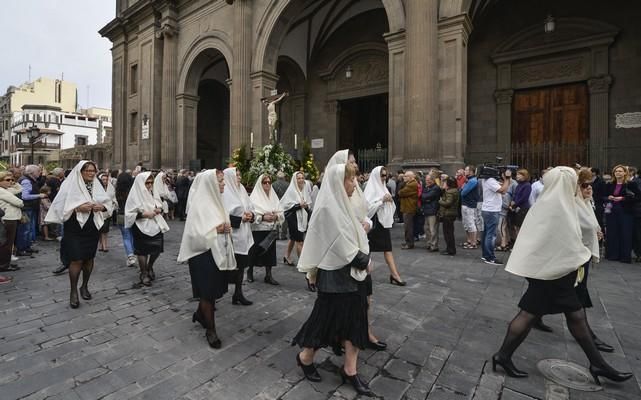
[{"x1": 8, "y1": 105, "x2": 111, "y2": 166}]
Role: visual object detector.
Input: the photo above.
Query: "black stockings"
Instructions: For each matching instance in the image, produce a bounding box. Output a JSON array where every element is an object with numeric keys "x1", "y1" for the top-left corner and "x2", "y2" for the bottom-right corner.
[
  {"x1": 497, "y1": 310, "x2": 537, "y2": 360},
  {"x1": 497, "y1": 309, "x2": 615, "y2": 372}
]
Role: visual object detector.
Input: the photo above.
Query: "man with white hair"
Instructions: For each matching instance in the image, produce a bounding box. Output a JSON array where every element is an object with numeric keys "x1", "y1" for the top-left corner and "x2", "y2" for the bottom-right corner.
[{"x1": 17, "y1": 165, "x2": 47, "y2": 256}]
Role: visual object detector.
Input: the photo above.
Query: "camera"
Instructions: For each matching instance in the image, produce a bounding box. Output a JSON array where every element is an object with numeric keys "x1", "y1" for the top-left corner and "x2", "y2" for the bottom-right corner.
[{"x1": 477, "y1": 157, "x2": 518, "y2": 180}]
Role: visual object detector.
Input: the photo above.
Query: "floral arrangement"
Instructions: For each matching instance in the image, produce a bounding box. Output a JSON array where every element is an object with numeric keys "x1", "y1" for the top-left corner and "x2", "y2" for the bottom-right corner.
[
  {"x1": 298, "y1": 139, "x2": 320, "y2": 182},
  {"x1": 228, "y1": 144, "x2": 252, "y2": 184},
  {"x1": 229, "y1": 143, "x2": 296, "y2": 190}
]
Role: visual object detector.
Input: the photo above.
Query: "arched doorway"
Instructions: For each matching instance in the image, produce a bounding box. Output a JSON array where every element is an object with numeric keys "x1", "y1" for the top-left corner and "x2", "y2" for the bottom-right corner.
[
  {"x1": 177, "y1": 34, "x2": 233, "y2": 169},
  {"x1": 254, "y1": 0, "x2": 394, "y2": 167},
  {"x1": 196, "y1": 58, "x2": 230, "y2": 169}
]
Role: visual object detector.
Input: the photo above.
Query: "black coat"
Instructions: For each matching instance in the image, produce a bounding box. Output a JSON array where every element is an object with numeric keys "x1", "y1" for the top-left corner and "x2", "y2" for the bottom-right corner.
[{"x1": 421, "y1": 184, "x2": 441, "y2": 216}]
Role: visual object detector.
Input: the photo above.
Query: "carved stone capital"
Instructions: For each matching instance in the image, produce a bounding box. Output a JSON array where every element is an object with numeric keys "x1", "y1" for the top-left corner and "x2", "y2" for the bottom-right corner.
[
  {"x1": 156, "y1": 23, "x2": 178, "y2": 39},
  {"x1": 588, "y1": 75, "x2": 612, "y2": 94},
  {"x1": 494, "y1": 89, "x2": 514, "y2": 105}
]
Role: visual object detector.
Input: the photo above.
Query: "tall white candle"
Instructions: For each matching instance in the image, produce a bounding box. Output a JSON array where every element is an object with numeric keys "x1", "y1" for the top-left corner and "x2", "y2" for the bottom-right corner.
[
  {"x1": 250, "y1": 131, "x2": 254, "y2": 148},
  {"x1": 294, "y1": 133, "x2": 298, "y2": 150}
]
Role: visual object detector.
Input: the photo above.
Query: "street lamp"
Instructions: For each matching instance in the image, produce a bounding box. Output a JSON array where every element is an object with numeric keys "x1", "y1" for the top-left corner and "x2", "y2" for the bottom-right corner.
[{"x1": 26, "y1": 123, "x2": 41, "y2": 164}]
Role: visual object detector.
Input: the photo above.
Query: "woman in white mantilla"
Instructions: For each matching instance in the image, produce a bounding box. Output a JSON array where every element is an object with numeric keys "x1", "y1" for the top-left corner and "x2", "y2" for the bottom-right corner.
[
  {"x1": 125, "y1": 172, "x2": 169, "y2": 287},
  {"x1": 279, "y1": 171, "x2": 311, "y2": 273},
  {"x1": 492, "y1": 167, "x2": 632, "y2": 387},
  {"x1": 178, "y1": 169, "x2": 235, "y2": 349},
  {"x1": 45, "y1": 160, "x2": 112, "y2": 309}
]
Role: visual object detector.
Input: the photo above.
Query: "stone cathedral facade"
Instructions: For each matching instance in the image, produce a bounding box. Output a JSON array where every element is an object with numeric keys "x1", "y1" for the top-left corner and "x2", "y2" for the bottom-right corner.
[{"x1": 101, "y1": 0, "x2": 641, "y2": 174}]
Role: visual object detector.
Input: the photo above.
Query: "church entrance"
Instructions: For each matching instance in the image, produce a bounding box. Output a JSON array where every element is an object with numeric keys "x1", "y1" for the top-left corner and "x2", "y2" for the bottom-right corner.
[
  {"x1": 511, "y1": 83, "x2": 589, "y2": 173},
  {"x1": 338, "y1": 93, "x2": 388, "y2": 171},
  {"x1": 197, "y1": 79, "x2": 229, "y2": 169}
]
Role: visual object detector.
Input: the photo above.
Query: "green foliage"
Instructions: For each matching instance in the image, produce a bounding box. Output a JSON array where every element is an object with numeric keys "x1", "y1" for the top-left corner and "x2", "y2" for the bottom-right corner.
[
  {"x1": 45, "y1": 162, "x2": 59, "y2": 173},
  {"x1": 228, "y1": 144, "x2": 252, "y2": 185},
  {"x1": 297, "y1": 139, "x2": 320, "y2": 182}
]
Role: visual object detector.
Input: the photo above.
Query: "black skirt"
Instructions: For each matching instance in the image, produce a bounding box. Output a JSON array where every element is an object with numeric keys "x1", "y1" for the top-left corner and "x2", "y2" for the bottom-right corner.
[
  {"x1": 62, "y1": 212, "x2": 99, "y2": 261},
  {"x1": 250, "y1": 230, "x2": 277, "y2": 267},
  {"x1": 292, "y1": 290, "x2": 369, "y2": 350},
  {"x1": 98, "y1": 218, "x2": 110, "y2": 234},
  {"x1": 188, "y1": 250, "x2": 229, "y2": 302},
  {"x1": 519, "y1": 270, "x2": 583, "y2": 315},
  {"x1": 131, "y1": 223, "x2": 164, "y2": 255},
  {"x1": 368, "y1": 216, "x2": 392, "y2": 252},
  {"x1": 286, "y1": 210, "x2": 306, "y2": 242},
  {"x1": 574, "y1": 261, "x2": 593, "y2": 308}
]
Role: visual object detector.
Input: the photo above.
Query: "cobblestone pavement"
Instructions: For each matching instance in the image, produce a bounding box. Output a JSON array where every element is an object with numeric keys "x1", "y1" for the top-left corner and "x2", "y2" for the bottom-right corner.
[{"x1": 1, "y1": 220, "x2": 640, "y2": 400}]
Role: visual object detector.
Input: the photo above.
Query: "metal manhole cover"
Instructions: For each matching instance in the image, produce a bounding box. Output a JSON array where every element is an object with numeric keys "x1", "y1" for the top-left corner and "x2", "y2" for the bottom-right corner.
[{"x1": 537, "y1": 359, "x2": 602, "y2": 392}]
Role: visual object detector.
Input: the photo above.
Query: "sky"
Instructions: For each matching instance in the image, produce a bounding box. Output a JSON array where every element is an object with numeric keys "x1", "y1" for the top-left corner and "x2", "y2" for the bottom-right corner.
[{"x1": 0, "y1": 0, "x2": 115, "y2": 109}]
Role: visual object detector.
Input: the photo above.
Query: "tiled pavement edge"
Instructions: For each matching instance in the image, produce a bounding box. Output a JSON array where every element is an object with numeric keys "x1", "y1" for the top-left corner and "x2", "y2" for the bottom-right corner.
[{"x1": 1, "y1": 219, "x2": 640, "y2": 400}]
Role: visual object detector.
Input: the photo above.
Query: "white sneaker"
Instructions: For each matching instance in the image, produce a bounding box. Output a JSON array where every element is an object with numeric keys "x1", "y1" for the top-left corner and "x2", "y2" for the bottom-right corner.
[
  {"x1": 127, "y1": 255, "x2": 137, "y2": 267},
  {"x1": 11, "y1": 255, "x2": 18, "y2": 262}
]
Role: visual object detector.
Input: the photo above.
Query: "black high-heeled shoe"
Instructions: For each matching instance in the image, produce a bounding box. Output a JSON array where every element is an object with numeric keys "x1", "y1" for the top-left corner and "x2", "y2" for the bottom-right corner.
[
  {"x1": 296, "y1": 353, "x2": 321, "y2": 382},
  {"x1": 389, "y1": 276, "x2": 406, "y2": 286},
  {"x1": 367, "y1": 340, "x2": 387, "y2": 351},
  {"x1": 340, "y1": 368, "x2": 375, "y2": 397},
  {"x1": 192, "y1": 311, "x2": 206, "y2": 329},
  {"x1": 79, "y1": 286, "x2": 92, "y2": 300},
  {"x1": 232, "y1": 294, "x2": 253, "y2": 306},
  {"x1": 264, "y1": 275, "x2": 280, "y2": 285},
  {"x1": 148, "y1": 267, "x2": 155, "y2": 281},
  {"x1": 589, "y1": 364, "x2": 633, "y2": 385},
  {"x1": 206, "y1": 329, "x2": 222, "y2": 349},
  {"x1": 283, "y1": 257, "x2": 295, "y2": 266},
  {"x1": 491, "y1": 354, "x2": 528, "y2": 378},
  {"x1": 305, "y1": 278, "x2": 316, "y2": 292},
  {"x1": 70, "y1": 290, "x2": 80, "y2": 309}
]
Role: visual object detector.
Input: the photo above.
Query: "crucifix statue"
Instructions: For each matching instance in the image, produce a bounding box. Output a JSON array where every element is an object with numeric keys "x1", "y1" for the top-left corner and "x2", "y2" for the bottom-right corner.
[{"x1": 261, "y1": 91, "x2": 288, "y2": 142}]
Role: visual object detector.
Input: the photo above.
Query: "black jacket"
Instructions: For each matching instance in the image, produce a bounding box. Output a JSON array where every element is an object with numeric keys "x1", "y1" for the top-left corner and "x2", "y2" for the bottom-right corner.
[
  {"x1": 316, "y1": 251, "x2": 370, "y2": 294},
  {"x1": 421, "y1": 184, "x2": 441, "y2": 216}
]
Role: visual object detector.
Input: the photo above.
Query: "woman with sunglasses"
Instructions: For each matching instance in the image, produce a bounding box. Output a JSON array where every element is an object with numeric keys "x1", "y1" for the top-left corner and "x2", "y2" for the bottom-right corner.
[
  {"x1": 247, "y1": 174, "x2": 284, "y2": 285},
  {"x1": 125, "y1": 172, "x2": 170, "y2": 286},
  {"x1": 575, "y1": 169, "x2": 613, "y2": 352},
  {"x1": 45, "y1": 161, "x2": 113, "y2": 308},
  {"x1": 492, "y1": 167, "x2": 632, "y2": 387},
  {"x1": 0, "y1": 171, "x2": 23, "y2": 273}
]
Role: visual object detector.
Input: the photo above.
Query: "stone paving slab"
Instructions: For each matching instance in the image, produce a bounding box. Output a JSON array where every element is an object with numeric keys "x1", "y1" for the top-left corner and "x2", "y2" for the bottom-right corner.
[{"x1": 1, "y1": 219, "x2": 640, "y2": 399}]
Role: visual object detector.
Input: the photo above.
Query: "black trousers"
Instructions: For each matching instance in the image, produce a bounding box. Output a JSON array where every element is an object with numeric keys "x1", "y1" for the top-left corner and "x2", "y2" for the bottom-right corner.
[
  {"x1": 633, "y1": 217, "x2": 641, "y2": 258},
  {"x1": 605, "y1": 208, "x2": 634, "y2": 263},
  {"x1": 441, "y1": 216, "x2": 456, "y2": 255}
]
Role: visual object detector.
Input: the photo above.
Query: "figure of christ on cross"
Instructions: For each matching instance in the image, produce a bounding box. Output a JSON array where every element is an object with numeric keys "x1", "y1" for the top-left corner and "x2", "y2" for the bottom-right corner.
[{"x1": 261, "y1": 91, "x2": 288, "y2": 142}]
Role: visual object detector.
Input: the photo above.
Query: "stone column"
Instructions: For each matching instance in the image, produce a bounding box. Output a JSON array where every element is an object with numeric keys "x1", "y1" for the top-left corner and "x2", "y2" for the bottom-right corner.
[
  {"x1": 159, "y1": 10, "x2": 179, "y2": 169},
  {"x1": 250, "y1": 71, "x2": 279, "y2": 147},
  {"x1": 230, "y1": 0, "x2": 252, "y2": 151},
  {"x1": 404, "y1": 0, "x2": 438, "y2": 165},
  {"x1": 437, "y1": 15, "x2": 472, "y2": 174},
  {"x1": 176, "y1": 93, "x2": 199, "y2": 169},
  {"x1": 494, "y1": 88, "x2": 514, "y2": 160},
  {"x1": 384, "y1": 30, "x2": 406, "y2": 167},
  {"x1": 588, "y1": 75, "x2": 612, "y2": 170}
]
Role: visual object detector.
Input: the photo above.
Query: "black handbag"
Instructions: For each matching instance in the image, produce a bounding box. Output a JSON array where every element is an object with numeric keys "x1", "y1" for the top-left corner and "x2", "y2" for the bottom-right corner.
[{"x1": 254, "y1": 230, "x2": 278, "y2": 256}]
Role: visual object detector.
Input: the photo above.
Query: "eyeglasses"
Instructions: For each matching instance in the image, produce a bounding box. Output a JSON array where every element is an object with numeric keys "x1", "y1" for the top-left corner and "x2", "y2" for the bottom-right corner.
[
  {"x1": 262, "y1": 181, "x2": 271, "y2": 185},
  {"x1": 3, "y1": 178, "x2": 14, "y2": 182},
  {"x1": 380, "y1": 174, "x2": 387, "y2": 178},
  {"x1": 580, "y1": 183, "x2": 591, "y2": 189},
  {"x1": 145, "y1": 181, "x2": 153, "y2": 185}
]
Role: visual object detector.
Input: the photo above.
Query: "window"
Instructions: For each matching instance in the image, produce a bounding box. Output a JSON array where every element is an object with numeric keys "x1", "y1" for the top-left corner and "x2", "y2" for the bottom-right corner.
[
  {"x1": 130, "y1": 64, "x2": 138, "y2": 94},
  {"x1": 75, "y1": 135, "x2": 88, "y2": 146},
  {"x1": 130, "y1": 112, "x2": 138, "y2": 143}
]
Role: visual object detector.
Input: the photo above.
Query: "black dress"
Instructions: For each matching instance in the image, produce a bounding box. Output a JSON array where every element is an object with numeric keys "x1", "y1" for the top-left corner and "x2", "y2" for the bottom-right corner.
[
  {"x1": 62, "y1": 212, "x2": 99, "y2": 261},
  {"x1": 574, "y1": 261, "x2": 593, "y2": 308},
  {"x1": 293, "y1": 256, "x2": 370, "y2": 350},
  {"x1": 367, "y1": 214, "x2": 392, "y2": 252},
  {"x1": 188, "y1": 250, "x2": 228, "y2": 302},
  {"x1": 518, "y1": 270, "x2": 583, "y2": 315},
  {"x1": 250, "y1": 230, "x2": 277, "y2": 267},
  {"x1": 131, "y1": 223, "x2": 164, "y2": 255},
  {"x1": 286, "y1": 206, "x2": 307, "y2": 242}
]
